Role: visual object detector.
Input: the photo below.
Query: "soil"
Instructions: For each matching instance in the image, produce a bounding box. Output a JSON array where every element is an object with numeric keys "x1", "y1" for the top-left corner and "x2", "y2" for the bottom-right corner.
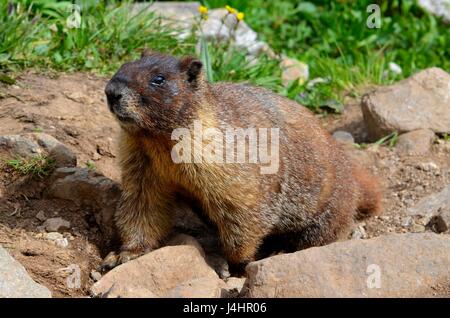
[{"x1": 0, "y1": 71, "x2": 449, "y2": 297}]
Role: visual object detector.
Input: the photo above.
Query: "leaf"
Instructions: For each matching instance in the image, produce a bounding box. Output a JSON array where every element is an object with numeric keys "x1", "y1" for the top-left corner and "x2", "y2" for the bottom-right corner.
[{"x1": 200, "y1": 37, "x2": 214, "y2": 83}]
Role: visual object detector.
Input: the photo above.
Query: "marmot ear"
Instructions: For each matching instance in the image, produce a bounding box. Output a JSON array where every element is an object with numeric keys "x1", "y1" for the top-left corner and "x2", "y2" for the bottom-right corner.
[{"x1": 179, "y1": 56, "x2": 203, "y2": 85}]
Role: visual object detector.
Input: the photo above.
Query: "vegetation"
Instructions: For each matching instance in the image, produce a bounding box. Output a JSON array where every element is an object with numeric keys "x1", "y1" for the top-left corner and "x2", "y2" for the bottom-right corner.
[
  {"x1": 5, "y1": 155, "x2": 55, "y2": 178},
  {"x1": 0, "y1": 0, "x2": 448, "y2": 112}
]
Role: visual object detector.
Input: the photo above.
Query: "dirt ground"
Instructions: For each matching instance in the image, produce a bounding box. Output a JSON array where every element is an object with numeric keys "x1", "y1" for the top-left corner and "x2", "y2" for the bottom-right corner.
[{"x1": 0, "y1": 71, "x2": 449, "y2": 297}]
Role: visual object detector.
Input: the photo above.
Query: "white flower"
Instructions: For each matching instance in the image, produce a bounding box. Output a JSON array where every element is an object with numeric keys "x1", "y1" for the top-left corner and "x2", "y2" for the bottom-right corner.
[
  {"x1": 66, "y1": 10, "x2": 81, "y2": 29},
  {"x1": 388, "y1": 62, "x2": 402, "y2": 75}
]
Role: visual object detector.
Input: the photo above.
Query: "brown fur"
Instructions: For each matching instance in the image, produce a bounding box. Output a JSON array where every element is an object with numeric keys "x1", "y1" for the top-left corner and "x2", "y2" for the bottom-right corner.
[{"x1": 104, "y1": 51, "x2": 382, "y2": 267}]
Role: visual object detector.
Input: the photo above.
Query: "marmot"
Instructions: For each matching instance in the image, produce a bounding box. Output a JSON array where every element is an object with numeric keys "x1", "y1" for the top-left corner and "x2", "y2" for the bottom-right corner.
[{"x1": 102, "y1": 51, "x2": 382, "y2": 269}]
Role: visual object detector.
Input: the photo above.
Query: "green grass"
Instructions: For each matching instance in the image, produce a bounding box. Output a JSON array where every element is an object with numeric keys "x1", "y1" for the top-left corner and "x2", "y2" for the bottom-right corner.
[
  {"x1": 85, "y1": 159, "x2": 96, "y2": 171},
  {"x1": 0, "y1": 0, "x2": 196, "y2": 74},
  {"x1": 5, "y1": 155, "x2": 55, "y2": 178}
]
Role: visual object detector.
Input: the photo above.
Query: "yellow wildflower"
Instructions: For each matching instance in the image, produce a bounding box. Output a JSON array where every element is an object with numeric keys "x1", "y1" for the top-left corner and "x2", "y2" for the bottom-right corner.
[
  {"x1": 236, "y1": 12, "x2": 244, "y2": 21},
  {"x1": 225, "y1": 5, "x2": 237, "y2": 14},
  {"x1": 198, "y1": 5, "x2": 208, "y2": 14}
]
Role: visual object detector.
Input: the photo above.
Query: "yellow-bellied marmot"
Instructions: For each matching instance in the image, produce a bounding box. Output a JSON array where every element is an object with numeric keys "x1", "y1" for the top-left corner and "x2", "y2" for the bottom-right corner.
[{"x1": 102, "y1": 51, "x2": 382, "y2": 269}]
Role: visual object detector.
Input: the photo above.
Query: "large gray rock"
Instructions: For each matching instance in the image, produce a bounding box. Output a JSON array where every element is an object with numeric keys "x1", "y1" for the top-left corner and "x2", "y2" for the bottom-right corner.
[
  {"x1": 244, "y1": 233, "x2": 450, "y2": 297},
  {"x1": 419, "y1": 0, "x2": 450, "y2": 23},
  {"x1": 0, "y1": 133, "x2": 76, "y2": 168},
  {"x1": 0, "y1": 246, "x2": 52, "y2": 298},
  {"x1": 361, "y1": 68, "x2": 450, "y2": 140},
  {"x1": 45, "y1": 167, "x2": 121, "y2": 243},
  {"x1": 91, "y1": 241, "x2": 224, "y2": 298}
]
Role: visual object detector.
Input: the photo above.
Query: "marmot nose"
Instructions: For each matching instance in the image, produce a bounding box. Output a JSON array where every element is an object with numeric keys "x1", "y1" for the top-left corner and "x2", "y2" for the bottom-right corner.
[{"x1": 105, "y1": 80, "x2": 124, "y2": 107}]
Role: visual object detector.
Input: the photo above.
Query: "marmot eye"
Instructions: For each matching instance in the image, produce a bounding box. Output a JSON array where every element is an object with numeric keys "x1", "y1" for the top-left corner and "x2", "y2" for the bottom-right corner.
[{"x1": 150, "y1": 75, "x2": 165, "y2": 86}]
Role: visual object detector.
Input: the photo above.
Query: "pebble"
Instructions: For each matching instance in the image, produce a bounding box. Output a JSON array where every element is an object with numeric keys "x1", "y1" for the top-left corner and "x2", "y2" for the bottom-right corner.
[
  {"x1": 35, "y1": 211, "x2": 47, "y2": 222},
  {"x1": 411, "y1": 223, "x2": 426, "y2": 233},
  {"x1": 44, "y1": 232, "x2": 69, "y2": 248},
  {"x1": 351, "y1": 224, "x2": 367, "y2": 239},
  {"x1": 43, "y1": 217, "x2": 71, "y2": 233},
  {"x1": 90, "y1": 270, "x2": 102, "y2": 282}
]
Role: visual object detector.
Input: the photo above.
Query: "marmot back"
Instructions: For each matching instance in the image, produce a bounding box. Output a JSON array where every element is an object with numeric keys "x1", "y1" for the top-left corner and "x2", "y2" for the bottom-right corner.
[{"x1": 102, "y1": 51, "x2": 382, "y2": 269}]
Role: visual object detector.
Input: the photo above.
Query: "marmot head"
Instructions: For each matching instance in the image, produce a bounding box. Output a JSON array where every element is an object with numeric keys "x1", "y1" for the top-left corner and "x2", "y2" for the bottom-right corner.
[{"x1": 105, "y1": 50, "x2": 204, "y2": 133}]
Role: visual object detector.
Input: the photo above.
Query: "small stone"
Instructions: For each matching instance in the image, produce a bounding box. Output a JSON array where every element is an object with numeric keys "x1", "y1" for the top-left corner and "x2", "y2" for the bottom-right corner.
[
  {"x1": 411, "y1": 223, "x2": 426, "y2": 233},
  {"x1": 43, "y1": 217, "x2": 71, "y2": 233},
  {"x1": 90, "y1": 270, "x2": 102, "y2": 282},
  {"x1": 401, "y1": 216, "x2": 413, "y2": 228},
  {"x1": 427, "y1": 209, "x2": 450, "y2": 233},
  {"x1": 35, "y1": 211, "x2": 47, "y2": 222},
  {"x1": 44, "y1": 232, "x2": 69, "y2": 248},
  {"x1": 280, "y1": 57, "x2": 309, "y2": 87},
  {"x1": 416, "y1": 162, "x2": 439, "y2": 171},
  {"x1": 332, "y1": 131, "x2": 355, "y2": 144},
  {"x1": 395, "y1": 129, "x2": 435, "y2": 156},
  {"x1": 351, "y1": 224, "x2": 367, "y2": 239}
]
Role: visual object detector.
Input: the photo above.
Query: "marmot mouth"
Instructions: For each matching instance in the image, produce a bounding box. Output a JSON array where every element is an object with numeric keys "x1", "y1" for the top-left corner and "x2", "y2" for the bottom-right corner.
[{"x1": 115, "y1": 113, "x2": 134, "y2": 123}]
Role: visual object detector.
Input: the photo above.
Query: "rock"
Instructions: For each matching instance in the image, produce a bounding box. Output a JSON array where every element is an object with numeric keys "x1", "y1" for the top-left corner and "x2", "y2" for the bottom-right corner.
[
  {"x1": 199, "y1": 8, "x2": 273, "y2": 59},
  {"x1": 244, "y1": 233, "x2": 450, "y2": 297},
  {"x1": 34, "y1": 133, "x2": 77, "y2": 168},
  {"x1": 0, "y1": 133, "x2": 76, "y2": 168},
  {"x1": 416, "y1": 161, "x2": 439, "y2": 172},
  {"x1": 91, "y1": 244, "x2": 223, "y2": 298},
  {"x1": 166, "y1": 233, "x2": 205, "y2": 256},
  {"x1": 408, "y1": 184, "x2": 450, "y2": 224},
  {"x1": 43, "y1": 217, "x2": 71, "y2": 233},
  {"x1": 44, "y1": 232, "x2": 69, "y2": 248},
  {"x1": 427, "y1": 208, "x2": 450, "y2": 233},
  {"x1": 166, "y1": 277, "x2": 222, "y2": 298},
  {"x1": 35, "y1": 210, "x2": 47, "y2": 222},
  {"x1": 90, "y1": 270, "x2": 102, "y2": 282},
  {"x1": 418, "y1": 0, "x2": 450, "y2": 23},
  {"x1": 395, "y1": 129, "x2": 435, "y2": 155},
  {"x1": 280, "y1": 57, "x2": 309, "y2": 86},
  {"x1": 221, "y1": 277, "x2": 246, "y2": 298},
  {"x1": 361, "y1": 68, "x2": 450, "y2": 140},
  {"x1": 410, "y1": 223, "x2": 426, "y2": 233},
  {"x1": 332, "y1": 130, "x2": 355, "y2": 144},
  {"x1": 351, "y1": 223, "x2": 367, "y2": 239},
  {"x1": 0, "y1": 246, "x2": 52, "y2": 297},
  {"x1": 45, "y1": 167, "x2": 121, "y2": 244},
  {"x1": 0, "y1": 135, "x2": 41, "y2": 157},
  {"x1": 133, "y1": 1, "x2": 199, "y2": 40}
]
